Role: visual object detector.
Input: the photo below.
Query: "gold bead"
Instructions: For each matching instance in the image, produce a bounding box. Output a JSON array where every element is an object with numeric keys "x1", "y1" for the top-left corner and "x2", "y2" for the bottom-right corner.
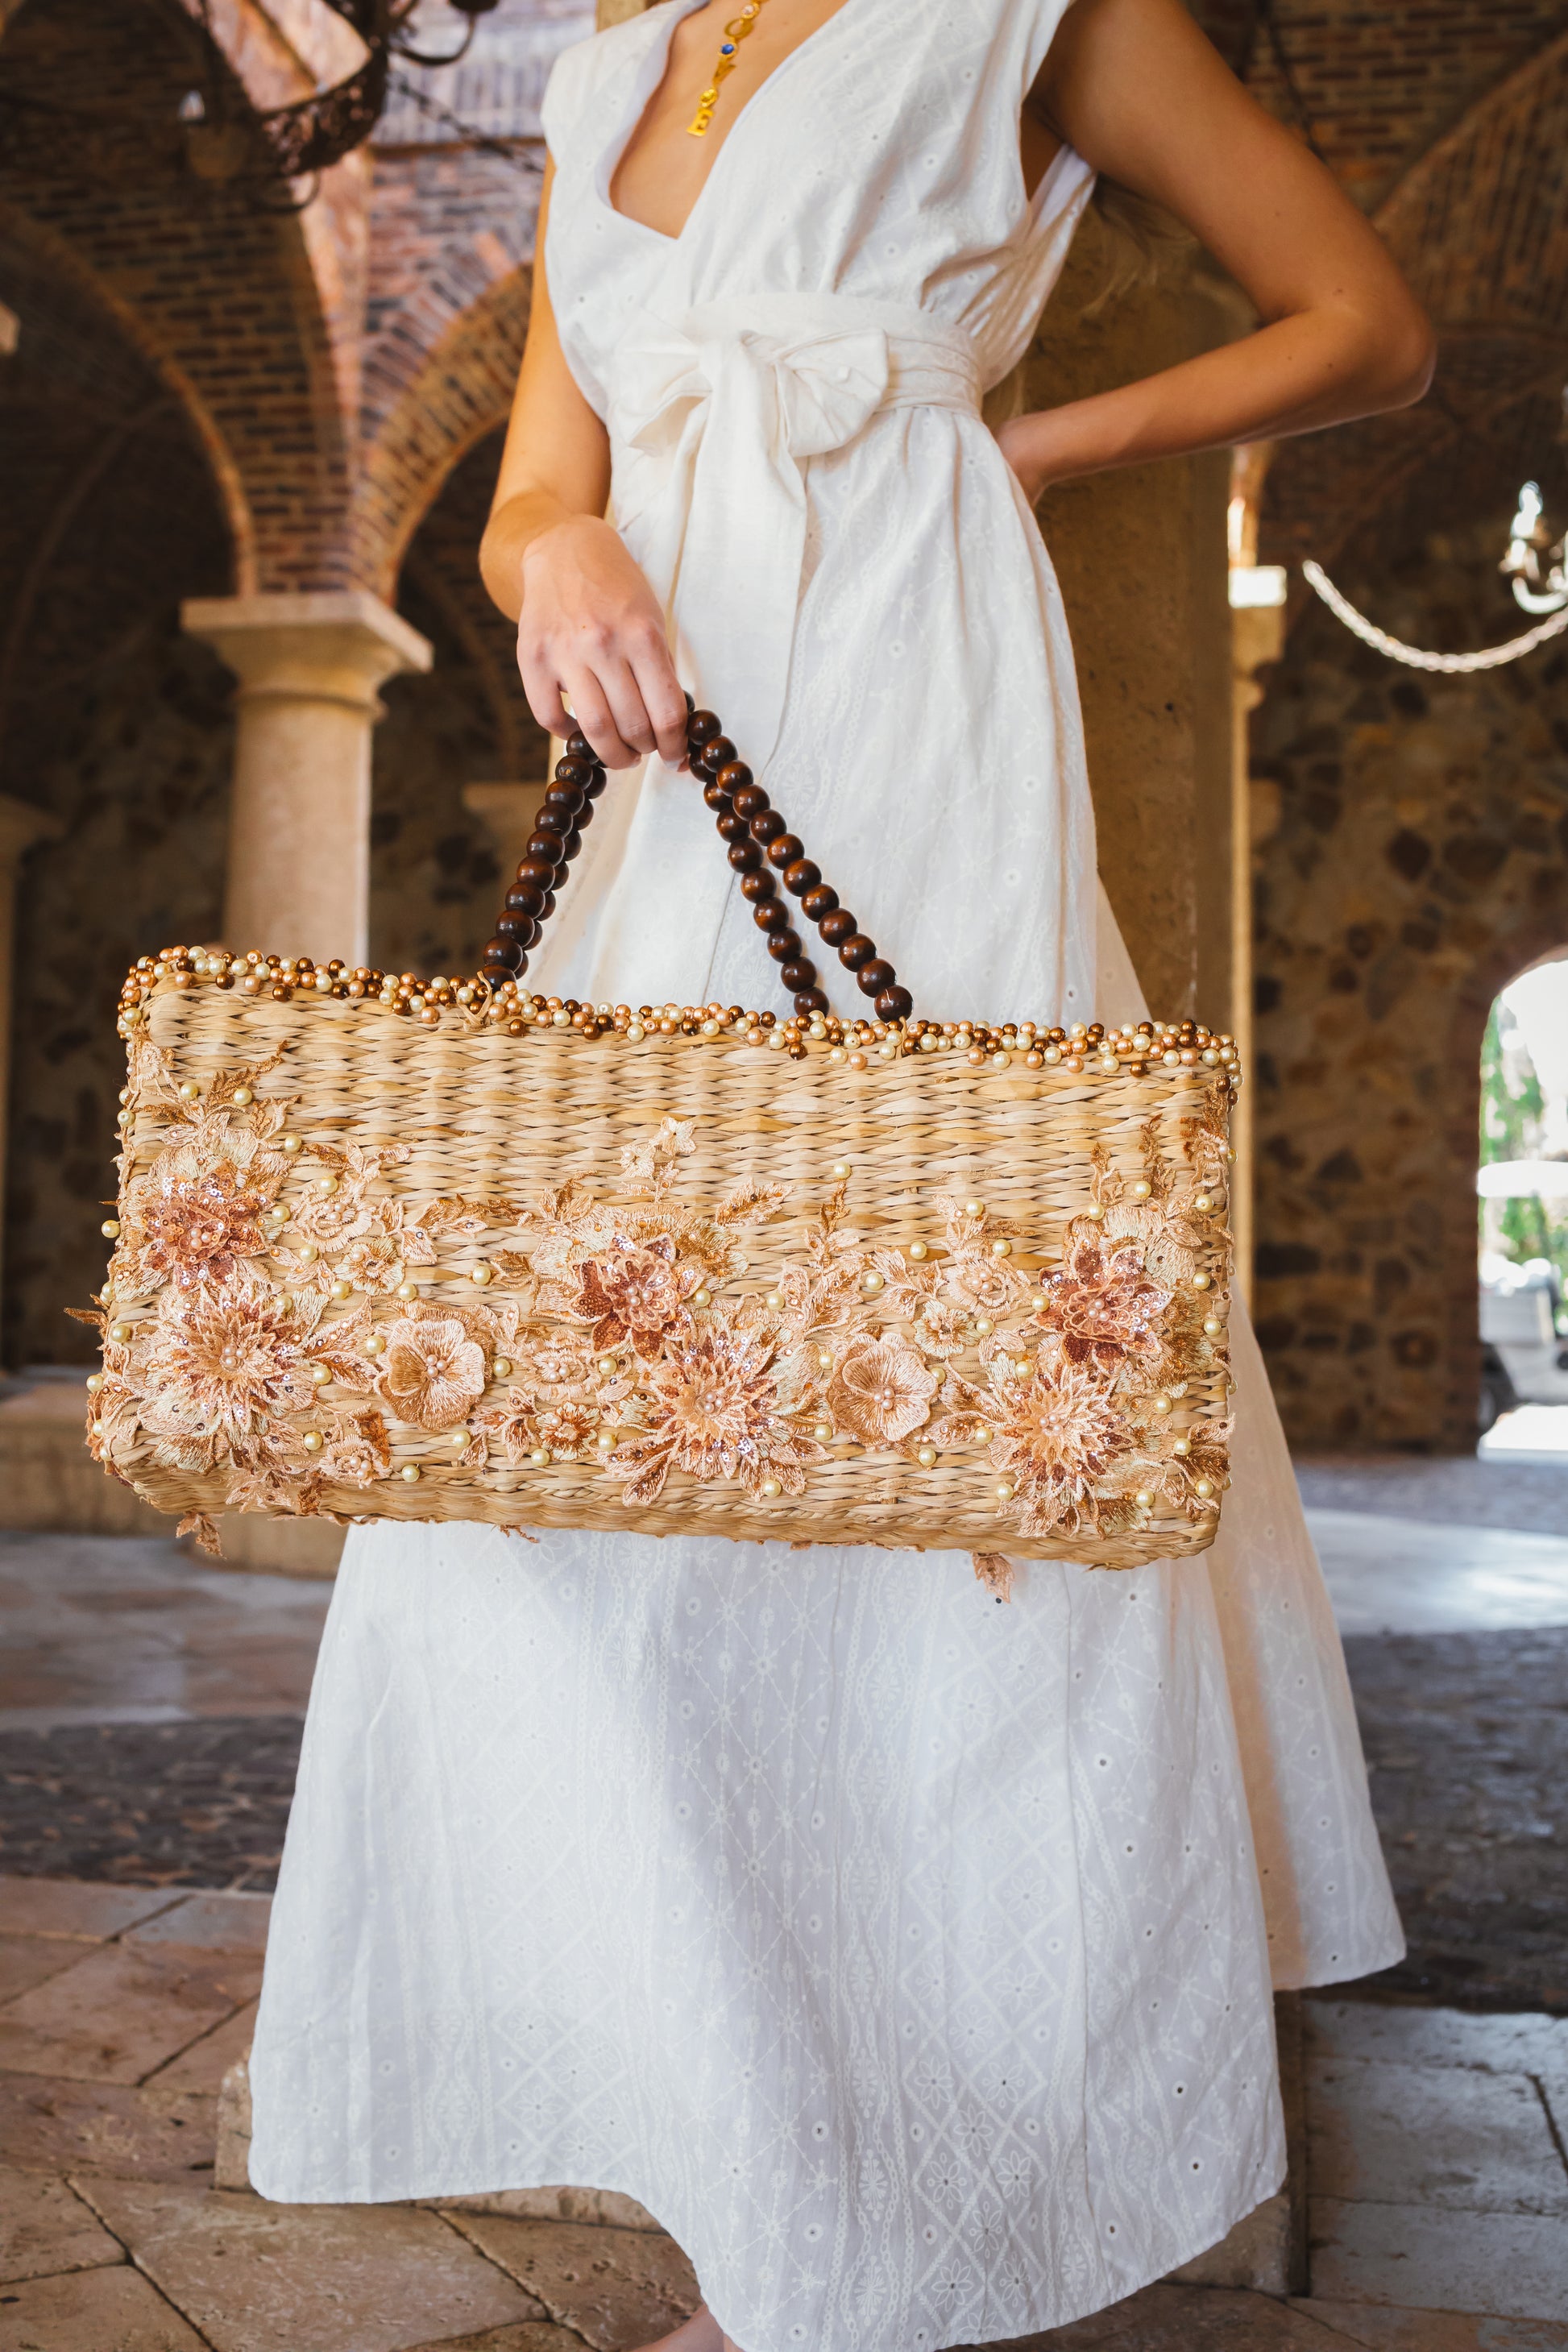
[
  {"x1": 232, "y1": 1087, "x2": 254, "y2": 1107},
  {"x1": 468, "y1": 1263, "x2": 494, "y2": 1287},
  {"x1": 848, "y1": 1052, "x2": 868, "y2": 1070},
  {"x1": 492, "y1": 1356, "x2": 512, "y2": 1379},
  {"x1": 760, "y1": 1476, "x2": 782, "y2": 1499},
  {"x1": 907, "y1": 1240, "x2": 929, "y2": 1261},
  {"x1": 916, "y1": 1442, "x2": 937, "y2": 1467},
  {"x1": 400, "y1": 1462, "x2": 421, "y2": 1483},
  {"x1": 101, "y1": 1219, "x2": 120, "y2": 1239},
  {"x1": 396, "y1": 1280, "x2": 419, "y2": 1301}
]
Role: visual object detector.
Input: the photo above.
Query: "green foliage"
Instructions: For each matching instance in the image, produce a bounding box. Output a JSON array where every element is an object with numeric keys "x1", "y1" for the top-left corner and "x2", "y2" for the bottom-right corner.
[{"x1": 1479, "y1": 998, "x2": 1568, "y2": 1303}]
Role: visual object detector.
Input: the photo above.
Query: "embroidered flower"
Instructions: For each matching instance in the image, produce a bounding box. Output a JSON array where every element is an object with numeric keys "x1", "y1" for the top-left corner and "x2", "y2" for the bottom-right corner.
[
  {"x1": 1036, "y1": 1234, "x2": 1169, "y2": 1372},
  {"x1": 989, "y1": 1357, "x2": 1130, "y2": 1537},
  {"x1": 579, "y1": 1234, "x2": 699, "y2": 1359},
  {"x1": 827, "y1": 1334, "x2": 939, "y2": 1445},
  {"x1": 379, "y1": 1313, "x2": 487, "y2": 1431},
  {"x1": 610, "y1": 1320, "x2": 822, "y2": 1505},
  {"x1": 140, "y1": 1284, "x2": 312, "y2": 1458}
]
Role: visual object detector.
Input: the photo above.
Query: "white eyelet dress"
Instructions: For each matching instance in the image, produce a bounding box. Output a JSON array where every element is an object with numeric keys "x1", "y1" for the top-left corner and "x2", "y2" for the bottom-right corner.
[{"x1": 247, "y1": 3, "x2": 1403, "y2": 2344}]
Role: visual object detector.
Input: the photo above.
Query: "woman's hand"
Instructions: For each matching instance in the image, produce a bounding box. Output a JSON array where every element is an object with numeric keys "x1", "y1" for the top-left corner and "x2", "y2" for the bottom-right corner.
[
  {"x1": 515, "y1": 513, "x2": 689, "y2": 770},
  {"x1": 478, "y1": 161, "x2": 689, "y2": 771}
]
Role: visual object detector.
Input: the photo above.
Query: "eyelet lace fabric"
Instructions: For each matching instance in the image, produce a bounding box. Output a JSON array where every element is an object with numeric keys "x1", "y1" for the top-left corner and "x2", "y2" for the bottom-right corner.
[{"x1": 247, "y1": 3, "x2": 1402, "y2": 2341}]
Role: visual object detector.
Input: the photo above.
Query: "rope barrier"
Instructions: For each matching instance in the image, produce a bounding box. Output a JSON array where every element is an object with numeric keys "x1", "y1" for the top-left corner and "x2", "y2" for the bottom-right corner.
[{"x1": 1301, "y1": 559, "x2": 1568, "y2": 674}]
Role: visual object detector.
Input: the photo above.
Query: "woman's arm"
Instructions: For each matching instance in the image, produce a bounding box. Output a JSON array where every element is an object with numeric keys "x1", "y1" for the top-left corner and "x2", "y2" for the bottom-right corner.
[
  {"x1": 479, "y1": 163, "x2": 689, "y2": 769},
  {"x1": 996, "y1": 0, "x2": 1436, "y2": 501}
]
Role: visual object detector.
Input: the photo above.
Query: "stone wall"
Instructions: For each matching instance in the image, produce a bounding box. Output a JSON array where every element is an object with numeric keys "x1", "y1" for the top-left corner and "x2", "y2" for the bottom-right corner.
[{"x1": 1250, "y1": 519, "x2": 1568, "y2": 1450}]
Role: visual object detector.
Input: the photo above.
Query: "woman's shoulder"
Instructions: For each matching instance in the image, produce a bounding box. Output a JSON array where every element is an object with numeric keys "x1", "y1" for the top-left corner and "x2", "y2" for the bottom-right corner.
[{"x1": 541, "y1": 2, "x2": 678, "y2": 160}]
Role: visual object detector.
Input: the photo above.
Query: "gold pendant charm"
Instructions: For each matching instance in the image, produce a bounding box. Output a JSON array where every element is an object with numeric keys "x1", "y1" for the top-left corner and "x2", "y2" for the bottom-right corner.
[{"x1": 686, "y1": 0, "x2": 768, "y2": 138}]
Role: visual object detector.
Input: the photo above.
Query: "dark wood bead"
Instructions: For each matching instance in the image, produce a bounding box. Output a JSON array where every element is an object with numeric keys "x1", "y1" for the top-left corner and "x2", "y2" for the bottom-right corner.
[
  {"x1": 753, "y1": 899, "x2": 790, "y2": 934},
  {"x1": 714, "y1": 761, "x2": 753, "y2": 796},
  {"x1": 541, "y1": 890, "x2": 557, "y2": 919},
  {"x1": 483, "y1": 935, "x2": 523, "y2": 970},
  {"x1": 584, "y1": 767, "x2": 608, "y2": 799},
  {"x1": 728, "y1": 840, "x2": 762, "y2": 872},
  {"x1": 565, "y1": 730, "x2": 593, "y2": 761},
  {"x1": 766, "y1": 833, "x2": 803, "y2": 869},
  {"x1": 780, "y1": 956, "x2": 816, "y2": 991},
  {"x1": 699, "y1": 734, "x2": 736, "y2": 773},
  {"x1": 575, "y1": 794, "x2": 595, "y2": 831},
  {"x1": 875, "y1": 983, "x2": 913, "y2": 1022},
  {"x1": 687, "y1": 709, "x2": 722, "y2": 746},
  {"x1": 560, "y1": 828, "x2": 583, "y2": 861},
  {"x1": 732, "y1": 782, "x2": 769, "y2": 819},
  {"x1": 740, "y1": 869, "x2": 776, "y2": 902},
  {"x1": 508, "y1": 878, "x2": 546, "y2": 915},
  {"x1": 531, "y1": 811, "x2": 568, "y2": 841},
  {"x1": 545, "y1": 784, "x2": 585, "y2": 815},
  {"x1": 856, "y1": 958, "x2": 895, "y2": 997},
  {"x1": 703, "y1": 779, "x2": 732, "y2": 811},
  {"x1": 554, "y1": 756, "x2": 595, "y2": 789},
  {"x1": 517, "y1": 856, "x2": 557, "y2": 890},
  {"x1": 782, "y1": 857, "x2": 819, "y2": 894},
  {"x1": 794, "y1": 985, "x2": 829, "y2": 1015},
  {"x1": 766, "y1": 930, "x2": 801, "y2": 962},
  {"x1": 801, "y1": 883, "x2": 839, "y2": 921},
  {"x1": 819, "y1": 907, "x2": 857, "y2": 947},
  {"x1": 716, "y1": 811, "x2": 749, "y2": 842},
  {"x1": 837, "y1": 933, "x2": 876, "y2": 972},
  {"x1": 750, "y1": 810, "x2": 786, "y2": 844},
  {"x1": 495, "y1": 912, "x2": 529, "y2": 940}
]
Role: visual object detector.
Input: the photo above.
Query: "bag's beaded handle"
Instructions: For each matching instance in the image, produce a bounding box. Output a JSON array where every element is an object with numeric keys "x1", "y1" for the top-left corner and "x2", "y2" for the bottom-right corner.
[{"x1": 481, "y1": 697, "x2": 914, "y2": 1026}]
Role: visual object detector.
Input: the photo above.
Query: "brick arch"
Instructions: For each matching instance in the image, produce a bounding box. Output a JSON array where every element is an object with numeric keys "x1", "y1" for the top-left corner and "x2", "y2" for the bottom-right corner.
[
  {"x1": 1261, "y1": 29, "x2": 1568, "y2": 572},
  {"x1": 0, "y1": 0, "x2": 357, "y2": 589},
  {"x1": 352, "y1": 264, "x2": 533, "y2": 600}
]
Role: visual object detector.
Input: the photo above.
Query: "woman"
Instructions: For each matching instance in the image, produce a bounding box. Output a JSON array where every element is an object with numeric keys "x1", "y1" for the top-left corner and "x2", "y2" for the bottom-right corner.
[{"x1": 247, "y1": 1, "x2": 1431, "y2": 2343}]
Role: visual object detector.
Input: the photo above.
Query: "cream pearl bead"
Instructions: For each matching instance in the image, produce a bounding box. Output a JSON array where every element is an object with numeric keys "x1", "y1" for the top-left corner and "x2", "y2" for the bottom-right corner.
[
  {"x1": 907, "y1": 1240, "x2": 929, "y2": 1261},
  {"x1": 232, "y1": 1086, "x2": 254, "y2": 1107},
  {"x1": 400, "y1": 1462, "x2": 421, "y2": 1483},
  {"x1": 493, "y1": 1357, "x2": 512, "y2": 1379},
  {"x1": 916, "y1": 1443, "x2": 937, "y2": 1467},
  {"x1": 468, "y1": 1263, "x2": 494, "y2": 1287},
  {"x1": 760, "y1": 1476, "x2": 782, "y2": 1499},
  {"x1": 302, "y1": 1430, "x2": 325, "y2": 1453},
  {"x1": 396, "y1": 1280, "x2": 419, "y2": 1300},
  {"x1": 1203, "y1": 1317, "x2": 1222, "y2": 1337}
]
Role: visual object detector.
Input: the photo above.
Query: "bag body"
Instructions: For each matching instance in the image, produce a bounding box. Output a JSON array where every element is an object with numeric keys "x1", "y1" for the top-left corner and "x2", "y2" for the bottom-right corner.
[{"x1": 89, "y1": 711, "x2": 1238, "y2": 1579}]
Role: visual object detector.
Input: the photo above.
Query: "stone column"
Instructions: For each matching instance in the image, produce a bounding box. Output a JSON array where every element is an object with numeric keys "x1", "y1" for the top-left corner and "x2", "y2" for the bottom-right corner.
[
  {"x1": 1228, "y1": 565, "x2": 1287, "y2": 1313},
  {"x1": 0, "y1": 795, "x2": 62, "y2": 1313},
  {"x1": 183, "y1": 591, "x2": 432, "y2": 968}
]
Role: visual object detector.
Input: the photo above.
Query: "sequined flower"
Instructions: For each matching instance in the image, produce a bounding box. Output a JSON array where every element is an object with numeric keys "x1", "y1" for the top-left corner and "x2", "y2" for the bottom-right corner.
[
  {"x1": 989, "y1": 1358, "x2": 1130, "y2": 1537},
  {"x1": 141, "y1": 1284, "x2": 309, "y2": 1455},
  {"x1": 579, "y1": 1234, "x2": 699, "y2": 1359},
  {"x1": 1036, "y1": 1235, "x2": 1169, "y2": 1371},
  {"x1": 610, "y1": 1321, "x2": 822, "y2": 1505},
  {"x1": 379, "y1": 1313, "x2": 487, "y2": 1431},
  {"x1": 126, "y1": 1135, "x2": 280, "y2": 1291},
  {"x1": 827, "y1": 1334, "x2": 939, "y2": 1445}
]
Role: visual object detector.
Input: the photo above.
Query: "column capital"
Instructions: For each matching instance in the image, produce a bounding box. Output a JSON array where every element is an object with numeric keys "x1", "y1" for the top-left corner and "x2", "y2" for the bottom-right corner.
[{"x1": 183, "y1": 590, "x2": 432, "y2": 712}]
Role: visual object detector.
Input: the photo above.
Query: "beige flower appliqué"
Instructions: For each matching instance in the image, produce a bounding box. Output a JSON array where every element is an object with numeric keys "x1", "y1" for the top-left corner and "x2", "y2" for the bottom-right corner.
[
  {"x1": 1036, "y1": 1234, "x2": 1169, "y2": 1373},
  {"x1": 611, "y1": 1320, "x2": 823, "y2": 1505},
  {"x1": 379, "y1": 1313, "x2": 487, "y2": 1431},
  {"x1": 579, "y1": 1234, "x2": 699, "y2": 1359},
  {"x1": 828, "y1": 1334, "x2": 939, "y2": 1446},
  {"x1": 990, "y1": 1358, "x2": 1130, "y2": 1538}
]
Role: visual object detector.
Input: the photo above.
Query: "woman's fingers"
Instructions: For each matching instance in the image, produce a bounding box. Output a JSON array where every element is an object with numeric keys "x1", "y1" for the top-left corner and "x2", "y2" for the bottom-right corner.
[
  {"x1": 557, "y1": 665, "x2": 640, "y2": 769},
  {"x1": 516, "y1": 640, "x2": 573, "y2": 745},
  {"x1": 629, "y1": 631, "x2": 691, "y2": 768}
]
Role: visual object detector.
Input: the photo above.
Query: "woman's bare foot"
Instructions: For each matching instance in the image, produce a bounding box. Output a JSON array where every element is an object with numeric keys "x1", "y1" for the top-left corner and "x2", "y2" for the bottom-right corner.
[{"x1": 630, "y1": 2307, "x2": 725, "y2": 2352}]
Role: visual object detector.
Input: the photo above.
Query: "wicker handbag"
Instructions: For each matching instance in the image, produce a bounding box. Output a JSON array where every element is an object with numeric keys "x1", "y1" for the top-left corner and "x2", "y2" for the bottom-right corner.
[{"x1": 89, "y1": 701, "x2": 1238, "y2": 1590}]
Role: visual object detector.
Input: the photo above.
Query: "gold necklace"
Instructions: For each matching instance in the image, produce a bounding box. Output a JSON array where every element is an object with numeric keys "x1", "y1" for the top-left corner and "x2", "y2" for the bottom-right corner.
[{"x1": 687, "y1": 0, "x2": 772, "y2": 136}]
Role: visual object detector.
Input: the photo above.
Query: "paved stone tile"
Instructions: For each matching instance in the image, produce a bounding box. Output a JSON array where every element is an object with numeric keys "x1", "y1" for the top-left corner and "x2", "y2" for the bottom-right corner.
[
  {"x1": 73, "y1": 2180, "x2": 542, "y2": 2352},
  {"x1": 1309, "y1": 2196, "x2": 1568, "y2": 2320},
  {"x1": 0, "y1": 1879, "x2": 178, "y2": 1942},
  {"x1": 437, "y1": 2188, "x2": 662, "y2": 2232},
  {"x1": 1292, "y1": 2301, "x2": 1568, "y2": 2350},
  {"x1": 403, "y1": 2333, "x2": 593, "y2": 2352},
  {"x1": 145, "y1": 2000, "x2": 258, "y2": 2097},
  {"x1": 0, "y1": 2165, "x2": 122, "y2": 2284},
  {"x1": 0, "y1": 1939, "x2": 263, "y2": 2084},
  {"x1": 0, "y1": 2073, "x2": 216, "y2": 2181},
  {"x1": 0, "y1": 2263, "x2": 208, "y2": 2350},
  {"x1": 126, "y1": 1894, "x2": 272, "y2": 1954},
  {"x1": 1305, "y1": 2002, "x2": 1568, "y2": 2083},
  {"x1": 443, "y1": 2215, "x2": 699, "y2": 2352},
  {"x1": 0, "y1": 1721, "x2": 301, "y2": 1889},
  {"x1": 0, "y1": 1940, "x2": 84, "y2": 2006},
  {"x1": 1308, "y1": 2054, "x2": 1568, "y2": 2215},
  {"x1": 989, "y1": 2282, "x2": 1375, "y2": 2346}
]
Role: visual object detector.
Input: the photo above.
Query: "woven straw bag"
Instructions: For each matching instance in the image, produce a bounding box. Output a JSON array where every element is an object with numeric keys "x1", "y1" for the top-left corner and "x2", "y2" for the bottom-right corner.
[{"x1": 89, "y1": 702, "x2": 1238, "y2": 1592}]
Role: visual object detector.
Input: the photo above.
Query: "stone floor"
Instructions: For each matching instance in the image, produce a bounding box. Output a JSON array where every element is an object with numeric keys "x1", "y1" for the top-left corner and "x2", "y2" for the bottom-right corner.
[{"x1": 2, "y1": 1460, "x2": 1567, "y2": 2348}]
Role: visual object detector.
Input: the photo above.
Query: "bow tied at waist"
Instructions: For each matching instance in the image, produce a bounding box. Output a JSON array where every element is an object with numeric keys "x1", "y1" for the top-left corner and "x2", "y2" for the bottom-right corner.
[{"x1": 608, "y1": 294, "x2": 984, "y2": 778}]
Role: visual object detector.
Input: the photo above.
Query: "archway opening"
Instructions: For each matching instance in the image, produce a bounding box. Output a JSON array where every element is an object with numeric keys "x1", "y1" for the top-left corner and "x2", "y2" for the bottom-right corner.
[{"x1": 1479, "y1": 950, "x2": 1568, "y2": 1453}]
